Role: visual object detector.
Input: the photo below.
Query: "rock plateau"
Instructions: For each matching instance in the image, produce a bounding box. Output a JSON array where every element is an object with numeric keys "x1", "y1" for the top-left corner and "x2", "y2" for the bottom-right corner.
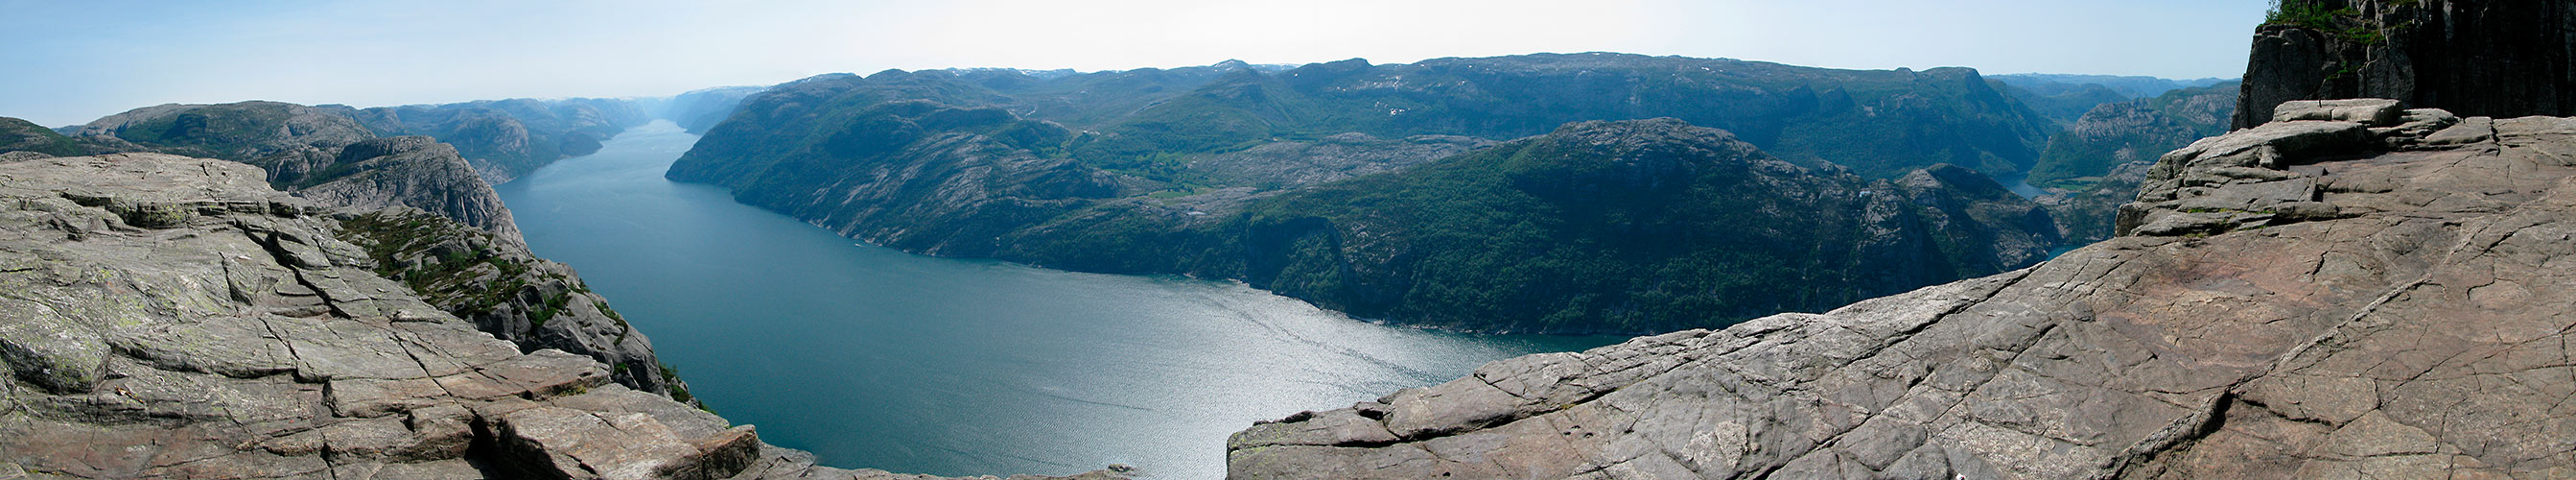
[{"x1": 1227, "y1": 100, "x2": 2576, "y2": 478}]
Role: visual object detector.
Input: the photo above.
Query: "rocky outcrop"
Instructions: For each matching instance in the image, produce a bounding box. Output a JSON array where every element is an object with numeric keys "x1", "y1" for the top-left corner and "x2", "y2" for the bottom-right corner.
[
  {"x1": 1227, "y1": 101, "x2": 2576, "y2": 477},
  {"x1": 333, "y1": 206, "x2": 668, "y2": 396},
  {"x1": 0, "y1": 154, "x2": 1126, "y2": 480},
  {"x1": 0, "y1": 154, "x2": 742, "y2": 478},
  {"x1": 261, "y1": 136, "x2": 524, "y2": 243},
  {"x1": 50, "y1": 103, "x2": 526, "y2": 240},
  {"x1": 2234, "y1": 0, "x2": 2576, "y2": 128}
]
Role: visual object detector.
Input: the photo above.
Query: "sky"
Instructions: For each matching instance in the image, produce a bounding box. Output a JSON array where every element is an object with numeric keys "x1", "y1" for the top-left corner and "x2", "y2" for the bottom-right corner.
[{"x1": 0, "y1": 0, "x2": 2271, "y2": 127}]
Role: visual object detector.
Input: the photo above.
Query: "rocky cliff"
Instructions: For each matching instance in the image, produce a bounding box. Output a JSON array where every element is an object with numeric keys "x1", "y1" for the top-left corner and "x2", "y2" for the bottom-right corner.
[
  {"x1": 13, "y1": 104, "x2": 721, "y2": 401},
  {"x1": 45, "y1": 103, "x2": 524, "y2": 239},
  {"x1": 1227, "y1": 100, "x2": 2576, "y2": 478},
  {"x1": 0, "y1": 154, "x2": 1124, "y2": 480},
  {"x1": 2235, "y1": 0, "x2": 2576, "y2": 128},
  {"x1": 259, "y1": 136, "x2": 524, "y2": 244}
]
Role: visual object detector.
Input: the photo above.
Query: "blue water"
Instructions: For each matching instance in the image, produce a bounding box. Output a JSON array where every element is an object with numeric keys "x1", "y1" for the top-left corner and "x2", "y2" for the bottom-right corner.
[{"x1": 494, "y1": 121, "x2": 1621, "y2": 479}]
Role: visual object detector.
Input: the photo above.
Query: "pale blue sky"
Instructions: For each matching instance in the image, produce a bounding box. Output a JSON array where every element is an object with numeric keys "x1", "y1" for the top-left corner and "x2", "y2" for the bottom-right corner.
[{"x1": 0, "y1": 0, "x2": 2270, "y2": 127}]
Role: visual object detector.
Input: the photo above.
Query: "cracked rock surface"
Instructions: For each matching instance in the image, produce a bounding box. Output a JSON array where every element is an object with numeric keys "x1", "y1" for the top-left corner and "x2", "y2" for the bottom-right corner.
[
  {"x1": 1226, "y1": 101, "x2": 2576, "y2": 478},
  {"x1": 0, "y1": 154, "x2": 1126, "y2": 479}
]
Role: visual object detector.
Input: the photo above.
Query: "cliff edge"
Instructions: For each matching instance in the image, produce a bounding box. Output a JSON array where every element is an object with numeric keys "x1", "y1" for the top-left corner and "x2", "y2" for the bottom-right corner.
[
  {"x1": 0, "y1": 155, "x2": 1123, "y2": 479},
  {"x1": 2235, "y1": 0, "x2": 2576, "y2": 128},
  {"x1": 1225, "y1": 100, "x2": 2576, "y2": 478}
]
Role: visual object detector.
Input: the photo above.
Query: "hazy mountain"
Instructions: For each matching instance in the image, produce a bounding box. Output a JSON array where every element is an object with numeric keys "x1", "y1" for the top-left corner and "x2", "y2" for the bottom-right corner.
[
  {"x1": 328, "y1": 98, "x2": 650, "y2": 182},
  {"x1": 1989, "y1": 73, "x2": 2233, "y2": 98}
]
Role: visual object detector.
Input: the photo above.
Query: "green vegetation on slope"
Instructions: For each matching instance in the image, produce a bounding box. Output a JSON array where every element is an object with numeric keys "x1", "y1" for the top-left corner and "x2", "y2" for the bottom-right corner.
[
  {"x1": 0, "y1": 116, "x2": 95, "y2": 156},
  {"x1": 2026, "y1": 81, "x2": 2240, "y2": 189},
  {"x1": 665, "y1": 54, "x2": 2074, "y2": 333},
  {"x1": 1000, "y1": 120, "x2": 2060, "y2": 334}
]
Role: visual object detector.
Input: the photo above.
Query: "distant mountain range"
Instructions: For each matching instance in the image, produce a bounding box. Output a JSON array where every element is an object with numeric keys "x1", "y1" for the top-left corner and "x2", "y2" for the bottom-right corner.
[
  {"x1": 0, "y1": 53, "x2": 2239, "y2": 335},
  {"x1": 665, "y1": 53, "x2": 2135, "y2": 333}
]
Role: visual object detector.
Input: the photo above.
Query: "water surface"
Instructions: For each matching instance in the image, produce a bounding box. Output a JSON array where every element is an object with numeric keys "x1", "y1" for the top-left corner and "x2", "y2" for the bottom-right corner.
[{"x1": 495, "y1": 121, "x2": 1620, "y2": 479}]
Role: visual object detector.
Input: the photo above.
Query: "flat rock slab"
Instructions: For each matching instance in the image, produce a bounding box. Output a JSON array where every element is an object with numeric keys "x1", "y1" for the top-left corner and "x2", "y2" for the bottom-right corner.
[{"x1": 1229, "y1": 107, "x2": 2576, "y2": 478}]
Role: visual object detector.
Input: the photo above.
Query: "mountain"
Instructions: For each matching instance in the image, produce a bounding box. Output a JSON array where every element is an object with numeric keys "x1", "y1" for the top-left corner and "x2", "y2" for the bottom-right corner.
[
  {"x1": 1228, "y1": 97, "x2": 2576, "y2": 480},
  {"x1": 0, "y1": 116, "x2": 105, "y2": 157},
  {"x1": 1996, "y1": 81, "x2": 2132, "y2": 124},
  {"x1": 0, "y1": 153, "x2": 1129, "y2": 480},
  {"x1": 2024, "y1": 81, "x2": 2238, "y2": 243},
  {"x1": 2236, "y1": 0, "x2": 2576, "y2": 128},
  {"x1": 1013, "y1": 119, "x2": 2056, "y2": 334},
  {"x1": 1990, "y1": 73, "x2": 2233, "y2": 99},
  {"x1": 328, "y1": 97, "x2": 650, "y2": 182},
  {"x1": 669, "y1": 54, "x2": 2069, "y2": 333},
  {"x1": 673, "y1": 96, "x2": 2060, "y2": 333},
  {"x1": 69, "y1": 101, "x2": 376, "y2": 159},
  {"x1": 656, "y1": 85, "x2": 766, "y2": 133},
  {"x1": 40, "y1": 101, "x2": 526, "y2": 239},
  {"x1": 262, "y1": 135, "x2": 527, "y2": 242},
  {"x1": 1989, "y1": 74, "x2": 2234, "y2": 127},
  {"x1": 683, "y1": 53, "x2": 2055, "y2": 185},
  {"x1": 2027, "y1": 81, "x2": 2240, "y2": 190}
]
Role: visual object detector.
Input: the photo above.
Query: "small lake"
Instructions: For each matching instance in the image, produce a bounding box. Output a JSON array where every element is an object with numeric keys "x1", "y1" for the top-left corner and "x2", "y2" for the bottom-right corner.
[{"x1": 494, "y1": 120, "x2": 1622, "y2": 479}]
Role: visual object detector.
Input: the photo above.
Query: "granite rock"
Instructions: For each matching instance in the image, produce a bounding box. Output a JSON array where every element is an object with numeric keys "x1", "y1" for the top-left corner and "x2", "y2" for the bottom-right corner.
[
  {"x1": 1227, "y1": 105, "x2": 2576, "y2": 478},
  {"x1": 0, "y1": 154, "x2": 1127, "y2": 480}
]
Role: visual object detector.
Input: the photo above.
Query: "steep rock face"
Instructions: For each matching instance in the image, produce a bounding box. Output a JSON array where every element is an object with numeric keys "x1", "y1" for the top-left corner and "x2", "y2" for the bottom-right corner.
[
  {"x1": 0, "y1": 154, "x2": 1127, "y2": 480},
  {"x1": 333, "y1": 207, "x2": 669, "y2": 396},
  {"x1": 1227, "y1": 104, "x2": 2576, "y2": 478},
  {"x1": 25, "y1": 104, "x2": 687, "y2": 399},
  {"x1": 0, "y1": 155, "x2": 742, "y2": 478},
  {"x1": 50, "y1": 103, "x2": 526, "y2": 240},
  {"x1": 678, "y1": 100, "x2": 1118, "y2": 257},
  {"x1": 2235, "y1": 0, "x2": 2576, "y2": 128},
  {"x1": 261, "y1": 136, "x2": 524, "y2": 243}
]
